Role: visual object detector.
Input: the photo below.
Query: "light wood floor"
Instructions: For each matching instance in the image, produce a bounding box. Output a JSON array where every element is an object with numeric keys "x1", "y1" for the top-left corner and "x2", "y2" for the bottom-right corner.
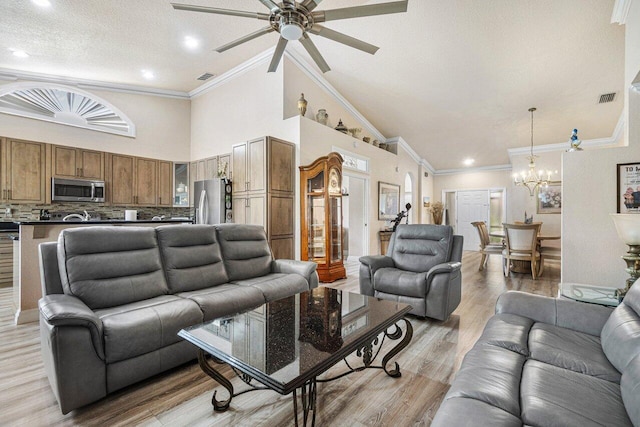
[{"x1": 0, "y1": 252, "x2": 559, "y2": 426}]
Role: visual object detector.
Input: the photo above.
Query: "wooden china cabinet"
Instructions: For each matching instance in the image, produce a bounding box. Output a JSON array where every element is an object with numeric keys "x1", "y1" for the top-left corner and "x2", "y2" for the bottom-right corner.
[{"x1": 299, "y1": 152, "x2": 346, "y2": 282}]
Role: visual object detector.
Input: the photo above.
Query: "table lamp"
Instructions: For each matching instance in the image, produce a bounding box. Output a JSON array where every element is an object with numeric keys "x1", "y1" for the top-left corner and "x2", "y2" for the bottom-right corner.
[{"x1": 610, "y1": 213, "x2": 640, "y2": 300}]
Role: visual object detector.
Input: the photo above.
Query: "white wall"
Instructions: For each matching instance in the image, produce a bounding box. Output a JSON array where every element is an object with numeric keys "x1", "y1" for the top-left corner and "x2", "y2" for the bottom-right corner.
[
  {"x1": 0, "y1": 81, "x2": 191, "y2": 161},
  {"x1": 189, "y1": 65, "x2": 285, "y2": 160},
  {"x1": 562, "y1": 2, "x2": 640, "y2": 286}
]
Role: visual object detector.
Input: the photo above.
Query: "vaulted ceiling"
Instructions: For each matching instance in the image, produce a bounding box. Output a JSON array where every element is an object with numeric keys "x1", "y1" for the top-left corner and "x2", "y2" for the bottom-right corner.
[{"x1": 0, "y1": 0, "x2": 625, "y2": 170}]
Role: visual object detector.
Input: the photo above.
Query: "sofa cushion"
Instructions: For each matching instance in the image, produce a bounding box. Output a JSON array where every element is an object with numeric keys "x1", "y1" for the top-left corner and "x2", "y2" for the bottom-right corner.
[
  {"x1": 156, "y1": 224, "x2": 229, "y2": 293},
  {"x1": 388, "y1": 225, "x2": 452, "y2": 273},
  {"x1": 215, "y1": 224, "x2": 272, "y2": 281},
  {"x1": 476, "y1": 313, "x2": 533, "y2": 356},
  {"x1": 601, "y1": 284, "x2": 640, "y2": 374},
  {"x1": 177, "y1": 284, "x2": 266, "y2": 321},
  {"x1": 95, "y1": 295, "x2": 202, "y2": 363},
  {"x1": 521, "y1": 359, "x2": 633, "y2": 427},
  {"x1": 373, "y1": 268, "x2": 428, "y2": 298},
  {"x1": 431, "y1": 397, "x2": 523, "y2": 427},
  {"x1": 621, "y1": 354, "x2": 640, "y2": 426},
  {"x1": 232, "y1": 273, "x2": 308, "y2": 302},
  {"x1": 444, "y1": 344, "x2": 525, "y2": 417},
  {"x1": 58, "y1": 226, "x2": 169, "y2": 309},
  {"x1": 529, "y1": 322, "x2": 621, "y2": 383}
]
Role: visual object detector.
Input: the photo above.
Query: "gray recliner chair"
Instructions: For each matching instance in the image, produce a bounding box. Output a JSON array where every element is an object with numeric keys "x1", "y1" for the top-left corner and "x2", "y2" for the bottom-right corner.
[{"x1": 359, "y1": 224, "x2": 463, "y2": 320}]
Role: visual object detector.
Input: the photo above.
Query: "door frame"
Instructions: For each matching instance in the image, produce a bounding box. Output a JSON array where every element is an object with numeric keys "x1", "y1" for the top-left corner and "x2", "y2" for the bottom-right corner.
[
  {"x1": 441, "y1": 187, "x2": 507, "y2": 241},
  {"x1": 343, "y1": 171, "x2": 370, "y2": 262}
]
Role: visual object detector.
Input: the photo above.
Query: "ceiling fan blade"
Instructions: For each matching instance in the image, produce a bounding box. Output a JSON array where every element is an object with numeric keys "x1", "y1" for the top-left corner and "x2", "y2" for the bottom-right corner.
[
  {"x1": 299, "y1": 34, "x2": 331, "y2": 73},
  {"x1": 268, "y1": 37, "x2": 288, "y2": 72},
  {"x1": 313, "y1": 0, "x2": 408, "y2": 22},
  {"x1": 309, "y1": 25, "x2": 379, "y2": 54},
  {"x1": 171, "y1": 3, "x2": 269, "y2": 20},
  {"x1": 301, "y1": 0, "x2": 323, "y2": 12},
  {"x1": 215, "y1": 26, "x2": 275, "y2": 53},
  {"x1": 257, "y1": 0, "x2": 281, "y2": 13}
]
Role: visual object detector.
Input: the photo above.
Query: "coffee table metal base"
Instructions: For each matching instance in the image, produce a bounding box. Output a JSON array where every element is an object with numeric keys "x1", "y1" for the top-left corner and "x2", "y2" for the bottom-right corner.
[{"x1": 196, "y1": 317, "x2": 413, "y2": 426}]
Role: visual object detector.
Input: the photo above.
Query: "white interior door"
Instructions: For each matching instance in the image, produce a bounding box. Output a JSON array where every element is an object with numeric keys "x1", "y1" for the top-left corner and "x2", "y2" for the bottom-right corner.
[
  {"x1": 343, "y1": 175, "x2": 368, "y2": 262},
  {"x1": 457, "y1": 190, "x2": 490, "y2": 251}
]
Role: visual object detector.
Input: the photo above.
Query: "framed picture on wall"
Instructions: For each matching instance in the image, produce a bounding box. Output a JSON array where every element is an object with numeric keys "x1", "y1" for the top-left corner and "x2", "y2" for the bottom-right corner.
[
  {"x1": 536, "y1": 182, "x2": 562, "y2": 214},
  {"x1": 378, "y1": 182, "x2": 400, "y2": 220},
  {"x1": 617, "y1": 162, "x2": 640, "y2": 213}
]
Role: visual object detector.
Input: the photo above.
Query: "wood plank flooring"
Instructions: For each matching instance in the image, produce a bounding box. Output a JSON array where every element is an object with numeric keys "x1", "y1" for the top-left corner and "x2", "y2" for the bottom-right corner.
[{"x1": 0, "y1": 251, "x2": 559, "y2": 426}]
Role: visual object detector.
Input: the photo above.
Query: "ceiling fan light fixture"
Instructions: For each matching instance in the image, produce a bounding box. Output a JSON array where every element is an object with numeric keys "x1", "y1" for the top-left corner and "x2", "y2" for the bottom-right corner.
[{"x1": 281, "y1": 23, "x2": 303, "y2": 40}]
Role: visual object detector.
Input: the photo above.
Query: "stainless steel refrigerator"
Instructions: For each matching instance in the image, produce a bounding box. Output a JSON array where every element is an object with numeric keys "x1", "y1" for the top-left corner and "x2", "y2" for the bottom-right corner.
[{"x1": 194, "y1": 179, "x2": 232, "y2": 224}]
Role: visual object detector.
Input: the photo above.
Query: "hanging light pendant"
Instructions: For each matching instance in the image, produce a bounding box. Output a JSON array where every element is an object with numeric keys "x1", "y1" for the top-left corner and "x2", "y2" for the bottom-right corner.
[{"x1": 514, "y1": 107, "x2": 552, "y2": 196}]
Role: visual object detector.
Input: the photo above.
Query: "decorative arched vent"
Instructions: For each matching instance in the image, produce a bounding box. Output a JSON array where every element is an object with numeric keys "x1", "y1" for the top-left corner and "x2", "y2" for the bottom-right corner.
[{"x1": 0, "y1": 83, "x2": 136, "y2": 137}]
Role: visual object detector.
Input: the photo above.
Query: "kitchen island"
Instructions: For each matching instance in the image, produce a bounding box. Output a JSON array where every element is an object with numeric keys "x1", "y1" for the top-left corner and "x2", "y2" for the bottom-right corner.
[{"x1": 13, "y1": 219, "x2": 193, "y2": 324}]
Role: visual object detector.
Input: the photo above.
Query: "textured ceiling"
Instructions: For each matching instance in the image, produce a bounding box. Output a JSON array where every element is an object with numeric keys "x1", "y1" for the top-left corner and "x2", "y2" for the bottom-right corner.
[{"x1": 0, "y1": 0, "x2": 625, "y2": 170}]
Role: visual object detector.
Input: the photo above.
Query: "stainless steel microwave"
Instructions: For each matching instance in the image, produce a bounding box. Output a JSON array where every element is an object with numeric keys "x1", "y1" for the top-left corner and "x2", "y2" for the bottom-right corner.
[{"x1": 51, "y1": 178, "x2": 105, "y2": 202}]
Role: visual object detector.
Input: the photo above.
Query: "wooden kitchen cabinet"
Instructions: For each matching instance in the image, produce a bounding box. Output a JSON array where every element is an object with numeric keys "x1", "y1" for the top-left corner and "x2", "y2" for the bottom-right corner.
[
  {"x1": 1, "y1": 138, "x2": 48, "y2": 203},
  {"x1": 107, "y1": 154, "x2": 173, "y2": 206},
  {"x1": 232, "y1": 137, "x2": 295, "y2": 259},
  {"x1": 158, "y1": 160, "x2": 172, "y2": 207},
  {"x1": 107, "y1": 153, "x2": 135, "y2": 205},
  {"x1": 52, "y1": 145, "x2": 104, "y2": 180}
]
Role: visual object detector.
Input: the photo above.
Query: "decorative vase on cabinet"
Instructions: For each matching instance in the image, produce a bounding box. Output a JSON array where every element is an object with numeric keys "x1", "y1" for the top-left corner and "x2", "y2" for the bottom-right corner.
[
  {"x1": 300, "y1": 152, "x2": 347, "y2": 282},
  {"x1": 316, "y1": 109, "x2": 328, "y2": 125}
]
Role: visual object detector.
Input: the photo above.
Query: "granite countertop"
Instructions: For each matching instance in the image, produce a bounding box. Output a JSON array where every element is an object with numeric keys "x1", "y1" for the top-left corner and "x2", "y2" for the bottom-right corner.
[{"x1": 14, "y1": 219, "x2": 194, "y2": 225}]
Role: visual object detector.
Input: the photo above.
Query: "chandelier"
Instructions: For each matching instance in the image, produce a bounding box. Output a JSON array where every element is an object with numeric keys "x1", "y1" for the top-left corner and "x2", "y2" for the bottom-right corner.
[{"x1": 513, "y1": 107, "x2": 552, "y2": 196}]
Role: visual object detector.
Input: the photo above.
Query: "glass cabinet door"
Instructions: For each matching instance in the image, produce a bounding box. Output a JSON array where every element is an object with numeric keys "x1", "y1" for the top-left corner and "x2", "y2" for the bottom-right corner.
[
  {"x1": 308, "y1": 195, "x2": 326, "y2": 263},
  {"x1": 330, "y1": 196, "x2": 342, "y2": 263},
  {"x1": 174, "y1": 163, "x2": 189, "y2": 207}
]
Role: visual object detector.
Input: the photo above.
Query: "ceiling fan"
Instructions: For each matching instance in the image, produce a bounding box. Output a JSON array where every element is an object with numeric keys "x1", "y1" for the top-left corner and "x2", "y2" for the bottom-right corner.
[{"x1": 171, "y1": 0, "x2": 409, "y2": 73}]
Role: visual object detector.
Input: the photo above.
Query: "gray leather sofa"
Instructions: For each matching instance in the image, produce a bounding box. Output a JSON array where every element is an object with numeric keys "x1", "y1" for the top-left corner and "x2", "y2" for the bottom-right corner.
[
  {"x1": 359, "y1": 224, "x2": 463, "y2": 320},
  {"x1": 432, "y1": 285, "x2": 640, "y2": 426},
  {"x1": 37, "y1": 224, "x2": 318, "y2": 414}
]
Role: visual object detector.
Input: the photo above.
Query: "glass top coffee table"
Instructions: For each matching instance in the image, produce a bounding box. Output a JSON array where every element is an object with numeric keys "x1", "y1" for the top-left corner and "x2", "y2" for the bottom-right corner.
[{"x1": 179, "y1": 287, "x2": 413, "y2": 426}]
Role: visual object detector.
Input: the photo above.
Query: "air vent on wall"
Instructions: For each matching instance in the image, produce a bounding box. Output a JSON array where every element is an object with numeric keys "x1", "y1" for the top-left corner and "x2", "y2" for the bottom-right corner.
[
  {"x1": 197, "y1": 72, "x2": 215, "y2": 81},
  {"x1": 599, "y1": 92, "x2": 616, "y2": 103}
]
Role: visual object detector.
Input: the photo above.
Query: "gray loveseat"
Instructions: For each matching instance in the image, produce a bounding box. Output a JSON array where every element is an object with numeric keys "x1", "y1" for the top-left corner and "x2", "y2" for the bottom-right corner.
[
  {"x1": 37, "y1": 223, "x2": 318, "y2": 414},
  {"x1": 432, "y1": 284, "x2": 640, "y2": 426},
  {"x1": 359, "y1": 224, "x2": 463, "y2": 320}
]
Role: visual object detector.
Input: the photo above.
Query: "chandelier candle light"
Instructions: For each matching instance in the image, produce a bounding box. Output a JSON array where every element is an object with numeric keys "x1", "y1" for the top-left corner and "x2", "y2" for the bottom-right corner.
[{"x1": 513, "y1": 107, "x2": 553, "y2": 196}]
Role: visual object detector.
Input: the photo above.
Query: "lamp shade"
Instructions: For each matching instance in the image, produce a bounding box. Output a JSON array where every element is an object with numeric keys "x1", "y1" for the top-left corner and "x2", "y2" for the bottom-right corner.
[{"x1": 610, "y1": 214, "x2": 640, "y2": 244}]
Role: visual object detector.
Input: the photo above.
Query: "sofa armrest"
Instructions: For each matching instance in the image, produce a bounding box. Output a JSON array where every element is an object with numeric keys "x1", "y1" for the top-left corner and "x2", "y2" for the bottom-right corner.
[
  {"x1": 39, "y1": 294, "x2": 105, "y2": 359},
  {"x1": 359, "y1": 255, "x2": 395, "y2": 272},
  {"x1": 427, "y1": 261, "x2": 462, "y2": 279},
  {"x1": 496, "y1": 291, "x2": 614, "y2": 336},
  {"x1": 272, "y1": 259, "x2": 319, "y2": 288}
]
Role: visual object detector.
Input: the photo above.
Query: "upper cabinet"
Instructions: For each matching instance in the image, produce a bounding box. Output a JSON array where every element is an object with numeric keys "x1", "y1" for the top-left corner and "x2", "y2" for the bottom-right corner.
[
  {"x1": 1, "y1": 138, "x2": 48, "y2": 204},
  {"x1": 189, "y1": 153, "x2": 231, "y2": 206},
  {"x1": 52, "y1": 145, "x2": 104, "y2": 180},
  {"x1": 106, "y1": 154, "x2": 173, "y2": 207}
]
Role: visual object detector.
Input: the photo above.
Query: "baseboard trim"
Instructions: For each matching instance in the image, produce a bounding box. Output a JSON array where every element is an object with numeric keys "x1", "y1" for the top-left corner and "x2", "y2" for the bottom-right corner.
[{"x1": 15, "y1": 308, "x2": 38, "y2": 325}]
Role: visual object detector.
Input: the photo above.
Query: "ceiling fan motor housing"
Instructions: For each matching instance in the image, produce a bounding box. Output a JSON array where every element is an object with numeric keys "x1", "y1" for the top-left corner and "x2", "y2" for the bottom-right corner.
[{"x1": 274, "y1": 7, "x2": 313, "y2": 41}]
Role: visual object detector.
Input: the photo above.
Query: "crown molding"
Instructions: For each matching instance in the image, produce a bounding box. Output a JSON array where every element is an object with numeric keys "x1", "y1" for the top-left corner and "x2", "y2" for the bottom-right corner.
[
  {"x1": 507, "y1": 112, "x2": 625, "y2": 158},
  {"x1": 0, "y1": 68, "x2": 189, "y2": 99},
  {"x1": 188, "y1": 48, "x2": 275, "y2": 98},
  {"x1": 434, "y1": 164, "x2": 513, "y2": 176},
  {"x1": 284, "y1": 49, "x2": 387, "y2": 142},
  {"x1": 633, "y1": 70, "x2": 640, "y2": 89},
  {"x1": 611, "y1": 0, "x2": 633, "y2": 24},
  {"x1": 385, "y1": 136, "x2": 435, "y2": 173}
]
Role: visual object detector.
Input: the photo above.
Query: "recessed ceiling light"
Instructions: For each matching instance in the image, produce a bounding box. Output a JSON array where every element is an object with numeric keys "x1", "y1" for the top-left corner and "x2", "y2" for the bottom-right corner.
[
  {"x1": 141, "y1": 69, "x2": 155, "y2": 80},
  {"x1": 32, "y1": 0, "x2": 51, "y2": 7},
  {"x1": 463, "y1": 158, "x2": 475, "y2": 166},
  {"x1": 184, "y1": 36, "x2": 199, "y2": 49},
  {"x1": 10, "y1": 49, "x2": 29, "y2": 58}
]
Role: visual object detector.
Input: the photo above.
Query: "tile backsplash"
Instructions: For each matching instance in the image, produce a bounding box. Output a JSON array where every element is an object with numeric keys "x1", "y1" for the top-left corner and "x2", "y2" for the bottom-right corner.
[{"x1": 0, "y1": 202, "x2": 192, "y2": 222}]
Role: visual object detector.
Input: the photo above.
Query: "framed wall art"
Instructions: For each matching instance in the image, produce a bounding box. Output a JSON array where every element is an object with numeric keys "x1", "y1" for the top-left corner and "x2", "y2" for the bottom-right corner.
[
  {"x1": 617, "y1": 162, "x2": 640, "y2": 213},
  {"x1": 536, "y1": 182, "x2": 562, "y2": 214},
  {"x1": 378, "y1": 181, "x2": 400, "y2": 220}
]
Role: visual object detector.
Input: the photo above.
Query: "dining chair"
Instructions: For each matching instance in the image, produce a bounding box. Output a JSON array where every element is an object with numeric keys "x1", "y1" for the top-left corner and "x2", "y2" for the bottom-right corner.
[
  {"x1": 471, "y1": 221, "x2": 503, "y2": 271},
  {"x1": 502, "y1": 223, "x2": 542, "y2": 279}
]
